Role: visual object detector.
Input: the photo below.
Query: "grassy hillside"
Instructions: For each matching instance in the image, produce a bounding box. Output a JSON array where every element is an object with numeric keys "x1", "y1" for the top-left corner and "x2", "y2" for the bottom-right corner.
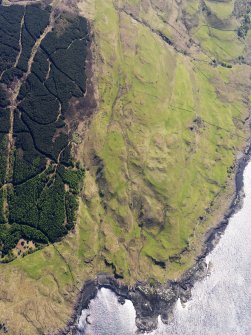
[
  {"x1": 1, "y1": 0, "x2": 251, "y2": 333},
  {"x1": 78, "y1": 0, "x2": 251, "y2": 281}
]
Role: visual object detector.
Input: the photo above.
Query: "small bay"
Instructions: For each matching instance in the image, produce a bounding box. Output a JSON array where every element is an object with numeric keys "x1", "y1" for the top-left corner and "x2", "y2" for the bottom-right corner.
[{"x1": 78, "y1": 160, "x2": 251, "y2": 335}]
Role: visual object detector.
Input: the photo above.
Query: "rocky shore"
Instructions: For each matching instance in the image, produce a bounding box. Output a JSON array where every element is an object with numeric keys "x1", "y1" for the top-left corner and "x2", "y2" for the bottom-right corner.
[{"x1": 55, "y1": 139, "x2": 251, "y2": 335}]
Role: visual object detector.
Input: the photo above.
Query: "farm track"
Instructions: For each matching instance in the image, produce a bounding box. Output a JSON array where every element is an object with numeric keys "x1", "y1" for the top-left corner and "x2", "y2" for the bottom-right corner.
[{"x1": 5, "y1": 11, "x2": 55, "y2": 185}]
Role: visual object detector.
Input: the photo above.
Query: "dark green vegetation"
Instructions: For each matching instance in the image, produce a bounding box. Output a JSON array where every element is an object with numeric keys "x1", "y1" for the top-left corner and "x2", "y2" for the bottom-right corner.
[
  {"x1": 237, "y1": 14, "x2": 251, "y2": 38},
  {"x1": 2, "y1": 1, "x2": 251, "y2": 334},
  {"x1": 236, "y1": 1, "x2": 251, "y2": 38},
  {"x1": 0, "y1": 4, "x2": 88, "y2": 259}
]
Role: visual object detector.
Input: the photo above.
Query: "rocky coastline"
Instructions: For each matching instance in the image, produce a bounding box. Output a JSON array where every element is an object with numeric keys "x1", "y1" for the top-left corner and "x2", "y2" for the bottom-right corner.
[{"x1": 55, "y1": 137, "x2": 251, "y2": 335}]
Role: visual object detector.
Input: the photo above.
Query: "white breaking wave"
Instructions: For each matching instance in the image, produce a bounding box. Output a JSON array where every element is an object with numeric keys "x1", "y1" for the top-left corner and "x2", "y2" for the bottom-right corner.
[
  {"x1": 77, "y1": 288, "x2": 137, "y2": 335},
  {"x1": 78, "y1": 160, "x2": 251, "y2": 335}
]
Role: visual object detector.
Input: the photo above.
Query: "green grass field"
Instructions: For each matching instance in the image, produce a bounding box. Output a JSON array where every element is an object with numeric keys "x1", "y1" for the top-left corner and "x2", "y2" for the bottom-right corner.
[
  {"x1": 80, "y1": 0, "x2": 251, "y2": 281},
  {"x1": 204, "y1": 0, "x2": 235, "y2": 20},
  {"x1": 1, "y1": 0, "x2": 251, "y2": 334}
]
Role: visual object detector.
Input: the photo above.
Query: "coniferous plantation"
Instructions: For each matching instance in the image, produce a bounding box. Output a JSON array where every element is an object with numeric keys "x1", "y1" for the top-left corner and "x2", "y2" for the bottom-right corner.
[
  {"x1": 2, "y1": 1, "x2": 251, "y2": 334},
  {"x1": 0, "y1": 3, "x2": 88, "y2": 260}
]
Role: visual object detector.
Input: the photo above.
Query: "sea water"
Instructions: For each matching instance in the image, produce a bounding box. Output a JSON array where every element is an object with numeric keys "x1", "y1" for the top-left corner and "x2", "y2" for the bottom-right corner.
[{"x1": 78, "y1": 160, "x2": 251, "y2": 335}]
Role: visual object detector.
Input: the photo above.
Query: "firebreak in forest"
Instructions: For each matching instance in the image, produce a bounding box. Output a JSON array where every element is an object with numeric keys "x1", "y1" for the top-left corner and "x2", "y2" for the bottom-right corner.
[{"x1": 0, "y1": 3, "x2": 89, "y2": 259}]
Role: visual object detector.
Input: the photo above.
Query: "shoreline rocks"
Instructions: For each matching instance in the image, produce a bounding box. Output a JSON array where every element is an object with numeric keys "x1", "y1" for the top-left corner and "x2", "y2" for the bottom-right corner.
[{"x1": 55, "y1": 140, "x2": 251, "y2": 334}]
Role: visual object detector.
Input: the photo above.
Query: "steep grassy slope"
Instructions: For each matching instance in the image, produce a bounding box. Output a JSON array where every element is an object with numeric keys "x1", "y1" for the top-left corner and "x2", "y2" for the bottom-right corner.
[
  {"x1": 78, "y1": 0, "x2": 251, "y2": 282},
  {"x1": 1, "y1": 0, "x2": 251, "y2": 334}
]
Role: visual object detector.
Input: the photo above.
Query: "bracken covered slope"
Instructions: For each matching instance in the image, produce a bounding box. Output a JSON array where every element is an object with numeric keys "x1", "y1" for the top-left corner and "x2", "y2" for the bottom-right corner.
[{"x1": 0, "y1": 0, "x2": 251, "y2": 333}]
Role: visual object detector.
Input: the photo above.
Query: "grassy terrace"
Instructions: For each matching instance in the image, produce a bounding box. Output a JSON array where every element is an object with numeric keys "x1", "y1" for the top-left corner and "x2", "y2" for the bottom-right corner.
[{"x1": 1, "y1": 0, "x2": 251, "y2": 334}]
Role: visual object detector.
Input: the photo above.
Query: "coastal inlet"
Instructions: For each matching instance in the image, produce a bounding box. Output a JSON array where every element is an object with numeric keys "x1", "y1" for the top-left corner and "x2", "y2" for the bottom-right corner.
[{"x1": 76, "y1": 159, "x2": 251, "y2": 335}]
